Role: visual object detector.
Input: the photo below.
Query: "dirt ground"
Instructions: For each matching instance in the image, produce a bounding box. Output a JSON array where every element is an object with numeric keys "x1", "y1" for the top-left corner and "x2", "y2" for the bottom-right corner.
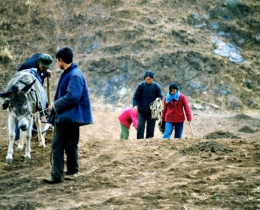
[
  {"x1": 0, "y1": 108, "x2": 260, "y2": 209},
  {"x1": 1, "y1": 0, "x2": 260, "y2": 209}
]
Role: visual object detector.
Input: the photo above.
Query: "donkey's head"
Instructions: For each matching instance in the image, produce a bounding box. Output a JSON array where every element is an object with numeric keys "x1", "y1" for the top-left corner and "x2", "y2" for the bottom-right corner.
[{"x1": 0, "y1": 80, "x2": 36, "y2": 131}]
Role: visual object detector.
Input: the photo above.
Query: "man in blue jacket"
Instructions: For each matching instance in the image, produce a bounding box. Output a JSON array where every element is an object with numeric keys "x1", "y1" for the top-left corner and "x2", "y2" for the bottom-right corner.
[
  {"x1": 43, "y1": 47, "x2": 93, "y2": 184},
  {"x1": 133, "y1": 70, "x2": 162, "y2": 139}
]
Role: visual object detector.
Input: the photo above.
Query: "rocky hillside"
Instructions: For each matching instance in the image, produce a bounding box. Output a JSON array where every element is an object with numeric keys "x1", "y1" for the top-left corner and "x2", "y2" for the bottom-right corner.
[{"x1": 0, "y1": 0, "x2": 260, "y2": 110}]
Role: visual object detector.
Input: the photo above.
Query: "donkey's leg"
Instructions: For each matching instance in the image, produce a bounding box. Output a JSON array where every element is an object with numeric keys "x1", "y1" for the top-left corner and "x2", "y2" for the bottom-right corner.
[
  {"x1": 17, "y1": 130, "x2": 24, "y2": 152},
  {"x1": 24, "y1": 117, "x2": 33, "y2": 160},
  {"x1": 35, "y1": 112, "x2": 46, "y2": 148},
  {"x1": 6, "y1": 115, "x2": 16, "y2": 164},
  {"x1": 42, "y1": 123, "x2": 52, "y2": 139}
]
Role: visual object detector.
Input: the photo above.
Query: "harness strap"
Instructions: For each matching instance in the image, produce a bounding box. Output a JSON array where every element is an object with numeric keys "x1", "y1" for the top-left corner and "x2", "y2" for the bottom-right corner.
[{"x1": 16, "y1": 110, "x2": 31, "y2": 122}]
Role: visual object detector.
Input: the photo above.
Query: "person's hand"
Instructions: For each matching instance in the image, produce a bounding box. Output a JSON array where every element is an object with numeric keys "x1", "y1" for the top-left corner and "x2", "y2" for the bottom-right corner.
[
  {"x1": 133, "y1": 106, "x2": 138, "y2": 112},
  {"x1": 47, "y1": 104, "x2": 54, "y2": 112},
  {"x1": 45, "y1": 69, "x2": 52, "y2": 77}
]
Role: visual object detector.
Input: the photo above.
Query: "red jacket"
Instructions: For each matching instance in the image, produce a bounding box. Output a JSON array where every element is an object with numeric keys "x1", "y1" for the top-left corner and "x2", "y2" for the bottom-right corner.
[
  {"x1": 118, "y1": 108, "x2": 138, "y2": 129},
  {"x1": 162, "y1": 94, "x2": 192, "y2": 123}
]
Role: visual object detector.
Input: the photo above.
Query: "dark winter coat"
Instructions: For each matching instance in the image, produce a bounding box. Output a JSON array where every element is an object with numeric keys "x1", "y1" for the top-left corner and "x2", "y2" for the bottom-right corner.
[
  {"x1": 18, "y1": 53, "x2": 48, "y2": 85},
  {"x1": 133, "y1": 81, "x2": 163, "y2": 112},
  {"x1": 53, "y1": 63, "x2": 93, "y2": 125}
]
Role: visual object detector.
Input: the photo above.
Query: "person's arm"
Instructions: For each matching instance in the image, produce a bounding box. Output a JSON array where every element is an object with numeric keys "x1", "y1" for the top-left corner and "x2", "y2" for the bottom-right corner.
[
  {"x1": 131, "y1": 109, "x2": 138, "y2": 129},
  {"x1": 54, "y1": 75, "x2": 83, "y2": 114},
  {"x1": 156, "y1": 83, "x2": 163, "y2": 100},
  {"x1": 133, "y1": 83, "x2": 142, "y2": 111},
  {"x1": 161, "y1": 97, "x2": 167, "y2": 121},
  {"x1": 183, "y1": 96, "x2": 192, "y2": 121},
  {"x1": 42, "y1": 70, "x2": 52, "y2": 78}
]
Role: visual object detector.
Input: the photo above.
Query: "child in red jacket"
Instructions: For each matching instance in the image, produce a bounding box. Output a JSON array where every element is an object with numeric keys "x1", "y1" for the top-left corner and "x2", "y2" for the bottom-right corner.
[
  {"x1": 118, "y1": 108, "x2": 138, "y2": 140},
  {"x1": 162, "y1": 83, "x2": 192, "y2": 139}
]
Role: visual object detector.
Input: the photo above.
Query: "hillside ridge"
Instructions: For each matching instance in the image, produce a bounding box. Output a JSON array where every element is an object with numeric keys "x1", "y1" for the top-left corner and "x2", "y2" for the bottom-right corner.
[{"x1": 0, "y1": 0, "x2": 260, "y2": 111}]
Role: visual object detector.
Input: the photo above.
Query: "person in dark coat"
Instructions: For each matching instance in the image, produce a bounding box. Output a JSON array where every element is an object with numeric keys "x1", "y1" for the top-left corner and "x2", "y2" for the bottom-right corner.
[
  {"x1": 18, "y1": 53, "x2": 53, "y2": 85},
  {"x1": 43, "y1": 47, "x2": 93, "y2": 184},
  {"x1": 133, "y1": 70, "x2": 163, "y2": 139}
]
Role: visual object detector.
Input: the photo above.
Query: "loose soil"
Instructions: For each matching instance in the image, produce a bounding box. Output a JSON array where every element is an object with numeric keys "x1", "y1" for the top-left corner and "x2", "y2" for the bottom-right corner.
[
  {"x1": 0, "y1": 108, "x2": 260, "y2": 209},
  {"x1": 1, "y1": 1, "x2": 260, "y2": 208}
]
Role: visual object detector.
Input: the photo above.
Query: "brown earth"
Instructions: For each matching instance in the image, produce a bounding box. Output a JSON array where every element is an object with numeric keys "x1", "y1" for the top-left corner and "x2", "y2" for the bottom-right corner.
[
  {"x1": 1, "y1": 0, "x2": 260, "y2": 209},
  {"x1": 0, "y1": 108, "x2": 260, "y2": 209}
]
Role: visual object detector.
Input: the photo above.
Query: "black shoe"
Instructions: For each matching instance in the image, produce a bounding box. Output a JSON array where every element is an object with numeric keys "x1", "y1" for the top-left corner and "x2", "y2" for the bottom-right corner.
[{"x1": 43, "y1": 176, "x2": 63, "y2": 184}]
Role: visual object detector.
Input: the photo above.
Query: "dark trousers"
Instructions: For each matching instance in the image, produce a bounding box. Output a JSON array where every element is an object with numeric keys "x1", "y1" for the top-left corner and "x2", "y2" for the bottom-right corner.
[
  {"x1": 137, "y1": 111, "x2": 156, "y2": 139},
  {"x1": 51, "y1": 123, "x2": 80, "y2": 181}
]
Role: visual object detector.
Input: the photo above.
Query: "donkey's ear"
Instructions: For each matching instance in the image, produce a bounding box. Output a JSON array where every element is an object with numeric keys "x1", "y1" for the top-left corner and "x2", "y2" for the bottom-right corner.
[
  {"x1": 21, "y1": 80, "x2": 36, "y2": 92},
  {"x1": 0, "y1": 84, "x2": 19, "y2": 97},
  {"x1": 0, "y1": 91, "x2": 12, "y2": 98}
]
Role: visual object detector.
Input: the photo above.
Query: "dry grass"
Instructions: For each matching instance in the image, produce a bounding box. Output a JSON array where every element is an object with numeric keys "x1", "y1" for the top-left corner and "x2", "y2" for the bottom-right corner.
[
  {"x1": 0, "y1": 0, "x2": 260, "y2": 110},
  {"x1": 0, "y1": 47, "x2": 13, "y2": 63}
]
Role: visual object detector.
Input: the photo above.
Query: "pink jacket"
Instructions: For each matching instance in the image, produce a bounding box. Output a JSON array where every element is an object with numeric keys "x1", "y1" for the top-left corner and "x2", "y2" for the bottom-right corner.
[
  {"x1": 118, "y1": 108, "x2": 138, "y2": 129},
  {"x1": 162, "y1": 94, "x2": 192, "y2": 123}
]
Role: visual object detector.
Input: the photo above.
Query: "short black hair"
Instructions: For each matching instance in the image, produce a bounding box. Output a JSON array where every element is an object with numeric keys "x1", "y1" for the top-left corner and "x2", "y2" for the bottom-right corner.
[
  {"x1": 143, "y1": 70, "x2": 154, "y2": 80},
  {"x1": 169, "y1": 83, "x2": 179, "y2": 91},
  {"x1": 56, "y1": 46, "x2": 73, "y2": 64}
]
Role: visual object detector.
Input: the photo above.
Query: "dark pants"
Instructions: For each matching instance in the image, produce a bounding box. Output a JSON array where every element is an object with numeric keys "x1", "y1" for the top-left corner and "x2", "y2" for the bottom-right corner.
[
  {"x1": 137, "y1": 111, "x2": 156, "y2": 139},
  {"x1": 51, "y1": 123, "x2": 80, "y2": 181}
]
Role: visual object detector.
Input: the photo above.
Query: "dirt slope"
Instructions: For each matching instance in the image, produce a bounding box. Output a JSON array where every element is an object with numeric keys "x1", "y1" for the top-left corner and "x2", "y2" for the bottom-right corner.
[
  {"x1": 0, "y1": 109, "x2": 260, "y2": 209},
  {"x1": 1, "y1": 0, "x2": 260, "y2": 209}
]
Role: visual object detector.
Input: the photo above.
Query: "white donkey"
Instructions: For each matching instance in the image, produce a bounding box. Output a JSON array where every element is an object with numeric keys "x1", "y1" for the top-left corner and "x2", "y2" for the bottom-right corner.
[{"x1": 0, "y1": 70, "x2": 47, "y2": 163}]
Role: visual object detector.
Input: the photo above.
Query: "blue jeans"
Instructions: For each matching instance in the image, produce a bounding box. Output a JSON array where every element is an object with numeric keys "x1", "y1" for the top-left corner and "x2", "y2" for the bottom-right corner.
[
  {"x1": 163, "y1": 122, "x2": 184, "y2": 139},
  {"x1": 137, "y1": 111, "x2": 156, "y2": 139}
]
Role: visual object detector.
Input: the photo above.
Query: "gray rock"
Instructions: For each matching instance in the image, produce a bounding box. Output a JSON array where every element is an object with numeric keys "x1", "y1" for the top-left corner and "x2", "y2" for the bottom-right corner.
[
  {"x1": 225, "y1": 95, "x2": 242, "y2": 110},
  {"x1": 192, "y1": 103, "x2": 204, "y2": 110},
  {"x1": 211, "y1": 37, "x2": 244, "y2": 63},
  {"x1": 214, "y1": 84, "x2": 231, "y2": 96}
]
